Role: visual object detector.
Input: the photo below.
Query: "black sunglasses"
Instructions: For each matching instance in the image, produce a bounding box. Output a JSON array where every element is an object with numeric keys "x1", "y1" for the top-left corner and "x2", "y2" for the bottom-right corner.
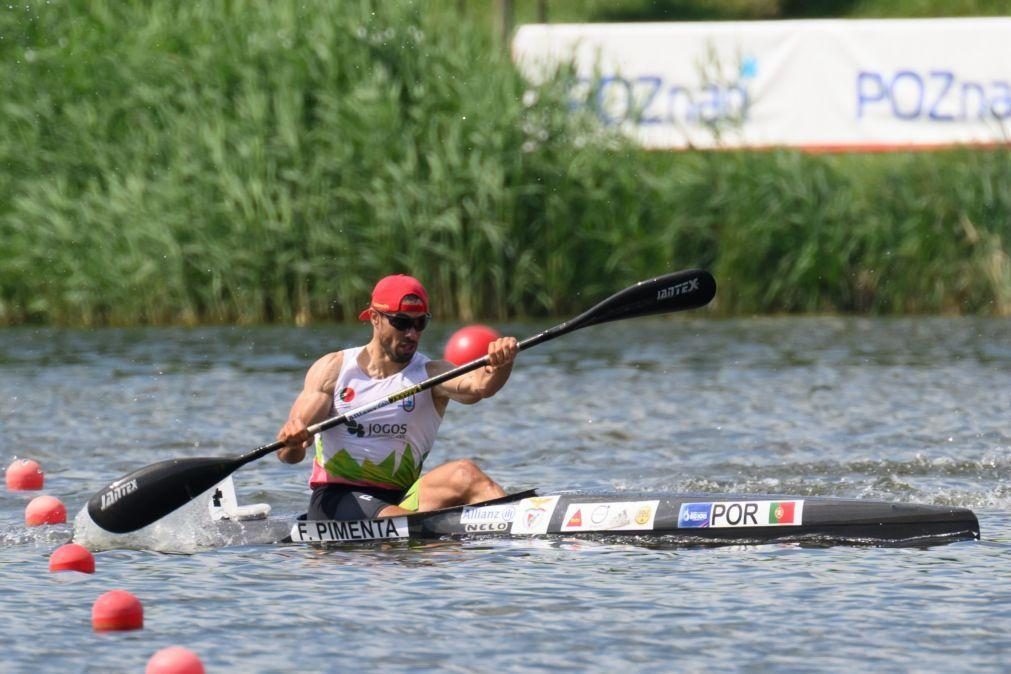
[{"x1": 376, "y1": 310, "x2": 431, "y2": 332}]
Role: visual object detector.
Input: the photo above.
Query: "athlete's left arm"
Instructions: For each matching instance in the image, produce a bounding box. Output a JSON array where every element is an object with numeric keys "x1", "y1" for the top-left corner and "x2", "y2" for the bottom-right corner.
[{"x1": 431, "y1": 336, "x2": 518, "y2": 405}]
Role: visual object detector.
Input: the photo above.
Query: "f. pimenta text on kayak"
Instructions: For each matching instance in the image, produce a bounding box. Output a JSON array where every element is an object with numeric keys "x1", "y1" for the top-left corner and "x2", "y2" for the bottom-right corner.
[{"x1": 295, "y1": 517, "x2": 407, "y2": 542}]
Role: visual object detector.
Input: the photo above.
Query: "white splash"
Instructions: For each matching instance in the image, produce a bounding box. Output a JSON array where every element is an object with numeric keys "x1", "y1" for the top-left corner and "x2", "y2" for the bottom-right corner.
[{"x1": 72, "y1": 478, "x2": 287, "y2": 554}]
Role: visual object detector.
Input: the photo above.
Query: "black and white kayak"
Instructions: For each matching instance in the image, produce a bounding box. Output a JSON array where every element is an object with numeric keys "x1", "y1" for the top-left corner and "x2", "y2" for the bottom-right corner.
[{"x1": 280, "y1": 489, "x2": 980, "y2": 547}]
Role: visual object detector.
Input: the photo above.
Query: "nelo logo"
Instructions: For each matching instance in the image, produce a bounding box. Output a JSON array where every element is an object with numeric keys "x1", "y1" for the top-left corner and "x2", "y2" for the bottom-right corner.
[
  {"x1": 464, "y1": 522, "x2": 509, "y2": 533},
  {"x1": 339, "y1": 387, "x2": 355, "y2": 403}
]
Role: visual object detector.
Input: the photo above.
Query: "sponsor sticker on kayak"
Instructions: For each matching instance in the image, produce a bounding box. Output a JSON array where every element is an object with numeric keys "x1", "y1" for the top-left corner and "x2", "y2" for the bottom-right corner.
[
  {"x1": 560, "y1": 500, "x2": 659, "y2": 532},
  {"x1": 678, "y1": 502, "x2": 713, "y2": 528},
  {"x1": 461, "y1": 503, "x2": 518, "y2": 525},
  {"x1": 510, "y1": 496, "x2": 561, "y2": 535},
  {"x1": 678, "y1": 500, "x2": 804, "y2": 528},
  {"x1": 461, "y1": 503, "x2": 518, "y2": 533},
  {"x1": 290, "y1": 517, "x2": 409, "y2": 543}
]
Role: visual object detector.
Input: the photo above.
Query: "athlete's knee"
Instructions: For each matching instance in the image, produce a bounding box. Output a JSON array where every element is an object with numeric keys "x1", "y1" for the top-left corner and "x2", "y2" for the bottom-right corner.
[{"x1": 446, "y1": 459, "x2": 492, "y2": 494}]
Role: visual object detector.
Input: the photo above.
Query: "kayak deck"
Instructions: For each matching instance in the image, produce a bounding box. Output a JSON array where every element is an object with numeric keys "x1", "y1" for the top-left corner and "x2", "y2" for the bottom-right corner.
[{"x1": 283, "y1": 490, "x2": 980, "y2": 547}]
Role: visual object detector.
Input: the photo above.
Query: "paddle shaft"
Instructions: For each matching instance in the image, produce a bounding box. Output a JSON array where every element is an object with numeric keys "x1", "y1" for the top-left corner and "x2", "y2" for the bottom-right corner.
[
  {"x1": 237, "y1": 324, "x2": 568, "y2": 468},
  {"x1": 236, "y1": 269, "x2": 714, "y2": 467}
]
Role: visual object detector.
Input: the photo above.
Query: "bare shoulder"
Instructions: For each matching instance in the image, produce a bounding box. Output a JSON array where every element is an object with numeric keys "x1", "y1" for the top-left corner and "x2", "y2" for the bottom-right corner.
[
  {"x1": 305, "y1": 351, "x2": 345, "y2": 393},
  {"x1": 314, "y1": 350, "x2": 345, "y2": 372}
]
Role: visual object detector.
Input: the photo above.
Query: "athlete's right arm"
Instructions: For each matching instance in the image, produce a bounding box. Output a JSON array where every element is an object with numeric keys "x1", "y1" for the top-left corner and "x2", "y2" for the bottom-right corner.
[{"x1": 276, "y1": 351, "x2": 344, "y2": 464}]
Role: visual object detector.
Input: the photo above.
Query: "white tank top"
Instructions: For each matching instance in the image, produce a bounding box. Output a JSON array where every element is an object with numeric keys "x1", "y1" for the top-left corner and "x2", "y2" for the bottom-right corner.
[{"x1": 309, "y1": 346, "x2": 443, "y2": 490}]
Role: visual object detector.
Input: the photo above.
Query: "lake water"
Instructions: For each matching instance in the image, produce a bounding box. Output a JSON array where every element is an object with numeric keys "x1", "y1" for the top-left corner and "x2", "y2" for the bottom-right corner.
[{"x1": 1, "y1": 317, "x2": 1008, "y2": 673}]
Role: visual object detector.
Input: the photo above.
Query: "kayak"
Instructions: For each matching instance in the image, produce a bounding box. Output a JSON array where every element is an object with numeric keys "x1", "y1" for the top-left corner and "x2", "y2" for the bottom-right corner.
[{"x1": 272, "y1": 489, "x2": 979, "y2": 547}]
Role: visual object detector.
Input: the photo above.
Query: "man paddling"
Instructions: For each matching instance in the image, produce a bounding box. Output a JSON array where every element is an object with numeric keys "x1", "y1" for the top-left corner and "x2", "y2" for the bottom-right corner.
[{"x1": 276, "y1": 274, "x2": 518, "y2": 521}]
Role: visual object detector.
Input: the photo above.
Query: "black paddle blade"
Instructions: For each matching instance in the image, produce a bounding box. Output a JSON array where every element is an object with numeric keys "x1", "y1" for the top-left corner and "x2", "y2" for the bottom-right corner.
[
  {"x1": 575, "y1": 269, "x2": 716, "y2": 330},
  {"x1": 87, "y1": 457, "x2": 242, "y2": 534}
]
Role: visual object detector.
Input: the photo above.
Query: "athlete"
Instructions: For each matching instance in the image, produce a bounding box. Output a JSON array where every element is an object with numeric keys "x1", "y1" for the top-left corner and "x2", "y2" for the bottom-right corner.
[{"x1": 276, "y1": 274, "x2": 518, "y2": 520}]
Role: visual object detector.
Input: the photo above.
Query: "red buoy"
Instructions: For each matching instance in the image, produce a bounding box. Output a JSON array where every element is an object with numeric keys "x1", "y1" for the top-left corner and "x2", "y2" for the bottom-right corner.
[
  {"x1": 146, "y1": 646, "x2": 206, "y2": 674},
  {"x1": 444, "y1": 325, "x2": 502, "y2": 365},
  {"x1": 49, "y1": 543, "x2": 96, "y2": 574},
  {"x1": 25, "y1": 495, "x2": 67, "y2": 526},
  {"x1": 6, "y1": 458, "x2": 44, "y2": 490},
  {"x1": 92, "y1": 590, "x2": 144, "y2": 632}
]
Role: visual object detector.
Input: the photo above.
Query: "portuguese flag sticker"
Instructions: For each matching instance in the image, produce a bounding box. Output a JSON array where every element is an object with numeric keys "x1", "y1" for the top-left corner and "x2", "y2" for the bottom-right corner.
[{"x1": 769, "y1": 501, "x2": 796, "y2": 525}]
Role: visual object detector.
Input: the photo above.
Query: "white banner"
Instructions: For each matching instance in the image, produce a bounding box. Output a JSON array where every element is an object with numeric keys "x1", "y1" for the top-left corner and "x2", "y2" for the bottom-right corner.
[{"x1": 512, "y1": 18, "x2": 1011, "y2": 150}]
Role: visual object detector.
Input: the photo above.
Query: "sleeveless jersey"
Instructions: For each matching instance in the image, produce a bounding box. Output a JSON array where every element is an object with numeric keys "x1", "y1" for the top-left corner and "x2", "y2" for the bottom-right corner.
[{"x1": 309, "y1": 346, "x2": 442, "y2": 490}]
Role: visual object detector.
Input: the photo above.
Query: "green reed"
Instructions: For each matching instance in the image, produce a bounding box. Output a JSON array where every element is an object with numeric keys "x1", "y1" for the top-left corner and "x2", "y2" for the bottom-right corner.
[{"x1": 1, "y1": 1, "x2": 1008, "y2": 325}]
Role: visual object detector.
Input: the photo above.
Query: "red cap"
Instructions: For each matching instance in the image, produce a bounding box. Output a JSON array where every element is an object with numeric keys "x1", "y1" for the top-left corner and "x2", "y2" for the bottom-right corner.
[{"x1": 358, "y1": 275, "x2": 429, "y2": 320}]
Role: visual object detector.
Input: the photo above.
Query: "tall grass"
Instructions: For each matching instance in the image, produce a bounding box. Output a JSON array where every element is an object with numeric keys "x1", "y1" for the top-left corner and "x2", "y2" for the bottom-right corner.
[
  {"x1": 654, "y1": 150, "x2": 1011, "y2": 315},
  {"x1": 1, "y1": 1, "x2": 1008, "y2": 325}
]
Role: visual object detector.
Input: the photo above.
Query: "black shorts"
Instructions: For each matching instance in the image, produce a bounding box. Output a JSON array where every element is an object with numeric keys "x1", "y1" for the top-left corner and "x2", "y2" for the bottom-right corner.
[{"x1": 308, "y1": 483, "x2": 408, "y2": 521}]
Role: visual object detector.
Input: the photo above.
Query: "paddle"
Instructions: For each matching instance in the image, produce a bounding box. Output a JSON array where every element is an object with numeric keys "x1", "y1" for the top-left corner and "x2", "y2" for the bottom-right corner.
[{"x1": 87, "y1": 268, "x2": 716, "y2": 533}]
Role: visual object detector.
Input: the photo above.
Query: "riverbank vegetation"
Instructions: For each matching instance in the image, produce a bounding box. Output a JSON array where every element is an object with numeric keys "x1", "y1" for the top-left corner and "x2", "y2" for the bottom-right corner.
[{"x1": 1, "y1": 1, "x2": 1008, "y2": 325}]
